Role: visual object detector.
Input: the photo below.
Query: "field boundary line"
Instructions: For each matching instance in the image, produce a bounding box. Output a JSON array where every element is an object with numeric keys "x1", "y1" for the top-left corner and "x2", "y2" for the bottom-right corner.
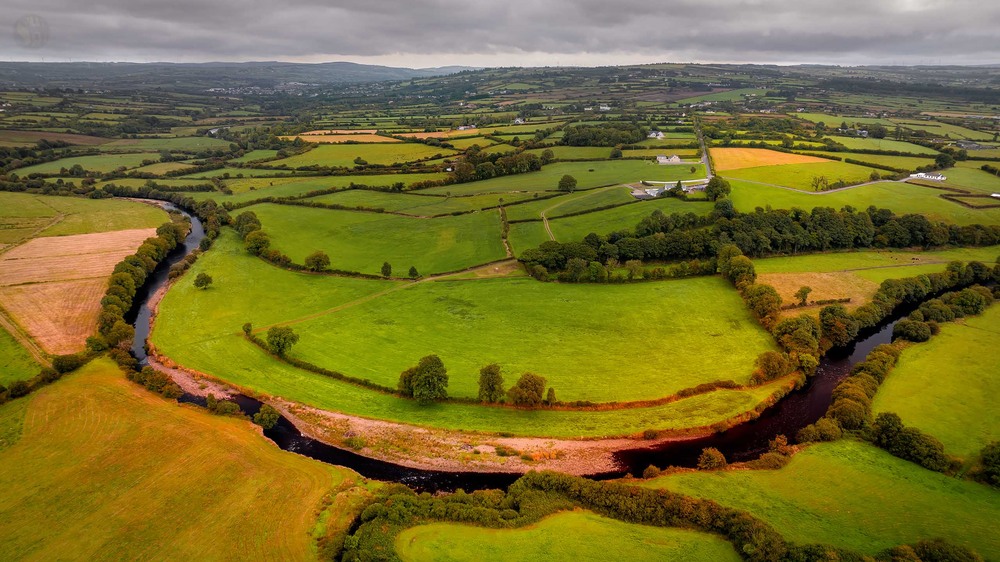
[{"x1": 0, "y1": 303, "x2": 50, "y2": 366}]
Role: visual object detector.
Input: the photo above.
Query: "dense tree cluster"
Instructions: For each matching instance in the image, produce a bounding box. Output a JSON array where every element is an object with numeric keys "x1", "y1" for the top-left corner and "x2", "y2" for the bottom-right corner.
[
  {"x1": 449, "y1": 146, "x2": 542, "y2": 183},
  {"x1": 560, "y1": 123, "x2": 648, "y2": 146},
  {"x1": 398, "y1": 355, "x2": 449, "y2": 404},
  {"x1": 520, "y1": 205, "x2": 1000, "y2": 279}
]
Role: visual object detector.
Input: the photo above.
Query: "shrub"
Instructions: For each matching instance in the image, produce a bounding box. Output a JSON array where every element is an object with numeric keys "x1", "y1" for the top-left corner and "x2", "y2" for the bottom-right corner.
[
  {"x1": 52, "y1": 353, "x2": 86, "y2": 374},
  {"x1": 7, "y1": 380, "x2": 30, "y2": 398},
  {"x1": 697, "y1": 447, "x2": 727, "y2": 470},
  {"x1": 507, "y1": 373, "x2": 547, "y2": 408},
  {"x1": 642, "y1": 465, "x2": 661, "y2": 479},
  {"x1": 253, "y1": 404, "x2": 281, "y2": 430},
  {"x1": 979, "y1": 442, "x2": 1000, "y2": 487},
  {"x1": 828, "y1": 399, "x2": 869, "y2": 430},
  {"x1": 893, "y1": 319, "x2": 932, "y2": 342},
  {"x1": 344, "y1": 436, "x2": 366, "y2": 450}
]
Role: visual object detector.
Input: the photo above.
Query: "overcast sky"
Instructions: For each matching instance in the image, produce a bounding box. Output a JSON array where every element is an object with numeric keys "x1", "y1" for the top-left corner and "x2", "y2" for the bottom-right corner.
[{"x1": 2, "y1": 0, "x2": 998, "y2": 67}]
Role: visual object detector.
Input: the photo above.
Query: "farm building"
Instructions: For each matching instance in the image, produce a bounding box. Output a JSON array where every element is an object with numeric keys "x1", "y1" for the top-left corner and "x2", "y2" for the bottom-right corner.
[
  {"x1": 909, "y1": 172, "x2": 946, "y2": 181},
  {"x1": 648, "y1": 131, "x2": 665, "y2": 139},
  {"x1": 656, "y1": 154, "x2": 682, "y2": 165}
]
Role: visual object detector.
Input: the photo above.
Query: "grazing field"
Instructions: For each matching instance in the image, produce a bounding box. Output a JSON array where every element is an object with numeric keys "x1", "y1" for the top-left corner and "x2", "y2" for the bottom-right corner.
[
  {"x1": 271, "y1": 143, "x2": 457, "y2": 168},
  {"x1": 919, "y1": 165, "x2": 1000, "y2": 195},
  {"x1": 729, "y1": 180, "x2": 1000, "y2": 225},
  {"x1": 14, "y1": 152, "x2": 162, "y2": 175},
  {"x1": 811, "y1": 152, "x2": 935, "y2": 171},
  {"x1": 185, "y1": 173, "x2": 450, "y2": 202},
  {"x1": 711, "y1": 148, "x2": 830, "y2": 171},
  {"x1": 99, "y1": 136, "x2": 233, "y2": 152},
  {"x1": 281, "y1": 134, "x2": 401, "y2": 143},
  {"x1": 247, "y1": 203, "x2": 506, "y2": 275},
  {"x1": 0, "y1": 326, "x2": 38, "y2": 386},
  {"x1": 395, "y1": 511, "x2": 741, "y2": 562},
  {"x1": 229, "y1": 149, "x2": 279, "y2": 162},
  {"x1": 507, "y1": 221, "x2": 551, "y2": 255},
  {"x1": 152, "y1": 231, "x2": 787, "y2": 436},
  {"x1": 547, "y1": 198, "x2": 712, "y2": 242},
  {"x1": 794, "y1": 113, "x2": 896, "y2": 127},
  {"x1": 825, "y1": 136, "x2": 939, "y2": 155},
  {"x1": 306, "y1": 189, "x2": 536, "y2": 215},
  {"x1": 505, "y1": 186, "x2": 635, "y2": 222},
  {"x1": 526, "y1": 146, "x2": 624, "y2": 160},
  {"x1": 419, "y1": 161, "x2": 664, "y2": 195},
  {"x1": 0, "y1": 129, "x2": 109, "y2": 146},
  {"x1": 0, "y1": 358, "x2": 357, "y2": 560},
  {"x1": 723, "y1": 161, "x2": 881, "y2": 191},
  {"x1": 873, "y1": 306, "x2": 1000, "y2": 459},
  {"x1": 644, "y1": 441, "x2": 1000, "y2": 558},
  {"x1": 180, "y1": 166, "x2": 300, "y2": 179}
]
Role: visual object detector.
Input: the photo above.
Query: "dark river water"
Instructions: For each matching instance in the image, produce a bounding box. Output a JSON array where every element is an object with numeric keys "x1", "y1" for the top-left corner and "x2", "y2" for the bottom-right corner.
[{"x1": 129, "y1": 202, "x2": 899, "y2": 492}]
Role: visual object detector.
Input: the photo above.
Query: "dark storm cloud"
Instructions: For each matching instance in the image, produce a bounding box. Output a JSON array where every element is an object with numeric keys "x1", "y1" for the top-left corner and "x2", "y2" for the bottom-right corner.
[{"x1": 1, "y1": 0, "x2": 998, "y2": 65}]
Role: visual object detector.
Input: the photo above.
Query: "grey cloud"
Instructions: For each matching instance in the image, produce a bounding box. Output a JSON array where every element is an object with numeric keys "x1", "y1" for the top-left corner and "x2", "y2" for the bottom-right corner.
[{"x1": 0, "y1": 0, "x2": 998, "y2": 65}]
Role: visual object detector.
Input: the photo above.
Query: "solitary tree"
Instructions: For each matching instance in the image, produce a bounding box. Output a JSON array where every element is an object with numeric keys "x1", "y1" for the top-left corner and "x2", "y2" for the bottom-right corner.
[
  {"x1": 705, "y1": 176, "x2": 731, "y2": 201},
  {"x1": 399, "y1": 355, "x2": 448, "y2": 404},
  {"x1": 381, "y1": 262, "x2": 392, "y2": 278},
  {"x1": 408, "y1": 266, "x2": 419, "y2": 279},
  {"x1": 266, "y1": 326, "x2": 299, "y2": 356},
  {"x1": 244, "y1": 230, "x2": 270, "y2": 256},
  {"x1": 557, "y1": 174, "x2": 577, "y2": 192},
  {"x1": 305, "y1": 251, "x2": 330, "y2": 272},
  {"x1": 194, "y1": 272, "x2": 213, "y2": 289},
  {"x1": 507, "y1": 373, "x2": 547, "y2": 407},
  {"x1": 477, "y1": 363, "x2": 505, "y2": 403},
  {"x1": 609, "y1": 148, "x2": 623, "y2": 159},
  {"x1": 795, "y1": 286, "x2": 813, "y2": 306},
  {"x1": 545, "y1": 387, "x2": 557, "y2": 405},
  {"x1": 253, "y1": 404, "x2": 281, "y2": 430}
]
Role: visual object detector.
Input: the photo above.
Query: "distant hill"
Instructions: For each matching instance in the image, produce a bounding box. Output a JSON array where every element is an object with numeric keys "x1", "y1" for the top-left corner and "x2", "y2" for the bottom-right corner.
[{"x1": 0, "y1": 61, "x2": 478, "y2": 90}]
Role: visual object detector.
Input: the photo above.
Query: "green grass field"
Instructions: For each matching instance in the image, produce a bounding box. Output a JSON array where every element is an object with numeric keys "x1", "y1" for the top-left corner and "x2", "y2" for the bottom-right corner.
[
  {"x1": 394, "y1": 510, "x2": 741, "y2": 561},
  {"x1": 724, "y1": 161, "x2": 882, "y2": 191},
  {"x1": 0, "y1": 326, "x2": 38, "y2": 386},
  {"x1": 185, "y1": 173, "x2": 450, "y2": 204},
  {"x1": 0, "y1": 192, "x2": 168, "y2": 242},
  {"x1": 873, "y1": 306, "x2": 1000, "y2": 459},
  {"x1": 644, "y1": 441, "x2": 1000, "y2": 558},
  {"x1": 305, "y1": 189, "x2": 536, "y2": 216},
  {"x1": 99, "y1": 136, "x2": 233, "y2": 152},
  {"x1": 272, "y1": 143, "x2": 457, "y2": 168},
  {"x1": 230, "y1": 149, "x2": 279, "y2": 163},
  {"x1": 0, "y1": 358, "x2": 357, "y2": 560},
  {"x1": 180, "y1": 166, "x2": 300, "y2": 179},
  {"x1": 505, "y1": 186, "x2": 636, "y2": 222},
  {"x1": 418, "y1": 161, "x2": 667, "y2": 196},
  {"x1": 816, "y1": 152, "x2": 936, "y2": 171},
  {"x1": 927, "y1": 165, "x2": 1000, "y2": 195},
  {"x1": 824, "y1": 136, "x2": 939, "y2": 155},
  {"x1": 15, "y1": 152, "x2": 162, "y2": 175},
  {"x1": 729, "y1": 180, "x2": 1000, "y2": 225},
  {"x1": 548, "y1": 198, "x2": 713, "y2": 242},
  {"x1": 753, "y1": 246, "x2": 1000, "y2": 274},
  {"x1": 794, "y1": 113, "x2": 896, "y2": 127},
  {"x1": 247, "y1": 203, "x2": 506, "y2": 275},
  {"x1": 151, "y1": 231, "x2": 787, "y2": 436},
  {"x1": 507, "y1": 221, "x2": 551, "y2": 255}
]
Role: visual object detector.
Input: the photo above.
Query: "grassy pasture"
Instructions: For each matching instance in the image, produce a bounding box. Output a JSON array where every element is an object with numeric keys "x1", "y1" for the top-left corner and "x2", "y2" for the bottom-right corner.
[
  {"x1": 443, "y1": 136, "x2": 494, "y2": 150},
  {"x1": 753, "y1": 246, "x2": 1000, "y2": 274},
  {"x1": 152, "y1": 231, "x2": 787, "y2": 436},
  {"x1": 15, "y1": 152, "x2": 162, "y2": 175},
  {"x1": 824, "y1": 136, "x2": 939, "y2": 155},
  {"x1": 526, "y1": 146, "x2": 622, "y2": 160},
  {"x1": 711, "y1": 148, "x2": 830, "y2": 171},
  {"x1": 873, "y1": 305, "x2": 1000, "y2": 459},
  {"x1": 230, "y1": 149, "x2": 279, "y2": 163},
  {"x1": 394, "y1": 510, "x2": 741, "y2": 561},
  {"x1": 506, "y1": 186, "x2": 636, "y2": 222},
  {"x1": 247, "y1": 203, "x2": 507, "y2": 275},
  {"x1": 180, "y1": 166, "x2": 300, "y2": 179},
  {"x1": 281, "y1": 134, "x2": 401, "y2": 143},
  {"x1": 547, "y1": 198, "x2": 713, "y2": 242},
  {"x1": 819, "y1": 152, "x2": 935, "y2": 171},
  {"x1": 0, "y1": 129, "x2": 108, "y2": 147},
  {"x1": 0, "y1": 325, "x2": 39, "y2": 386},
  {"x1": 418, "y1": 161, "x2": 663, "y2": 196},
  {"x1": 271, "y1": 143, "x2": 457, "y2": 168},
  {"x1": 920, "y1": 165, "x2": 1000, "y2": 195},
  {"x1": 728, "y1": 180, "x2": 1000, "y2": 225},
  {"x1": 305, "y1": 189, "x2": 535, "y2": 215},
  {"x1": 0, "y1": 191, "x2": 167, "y2": 239},
  {"x1": 723, "y1": 161, "x2": 881, "y2": 191},
  {"x1": 99, "y1": 136, "x2": 233, "y2": 152},
  {"x1": 644, "y1": 440, "x2": 1000, "y2": 558},
  {"x1": 507, "y1": 221, "x2": 551, "y2": 255},
  {"x1": 794, "y1": 113, "x2": 895, "y2": 127},
  {"x1": 0, "y1": 358, "x2": 355, "y2": 560}
]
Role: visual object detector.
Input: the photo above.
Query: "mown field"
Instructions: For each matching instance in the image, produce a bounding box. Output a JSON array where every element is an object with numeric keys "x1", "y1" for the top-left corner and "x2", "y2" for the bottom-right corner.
[
  {"x1": 418, "y1": 161, "x2": 667, "y2": 195},
  {"x1": 873, "y1": 305, "x2": 1000, "y2": 459},
  {"x1": 247, "y1": 203, "x2": 507, "y2": 275},
  {"x1": 15, "y1": 152, "x2": 162, "y2": 175},
  {"x1": 644, "y1": 440, "x2": 1000, "y2": 558},
  {"x1": 271, "y1": 143, "x2": 457, "y2": 168},
  {"x1": 0, "y1": 358, "x2": 362, "y2": 560},
  {"x1": 285, "y1": 275, "x2": 775, "y2": 402},
  {"x1": 547, "y1": 197, "x2": 713, "y2": 242},
  {"x1": 728, "y1": 180, "x2": 1000, "y2": 225},
  {"x1": 306, "y1": 189, "x2": 536, "y2": 216},
  {"x1": 505, "y1": 185, "x2": 636, "y2": 222},
  {"x1": 394, "y1": 510, "x2": 742, "y2": 561},
  {"x1": 723, "y1": 160, "x2": 882, "y2": 191},
  {"x1": 98, "y1": 136, "x2": 233, "y2": 152},
  {"x1": 151, "y1": 231, "x2": 788, "y2": 436}
]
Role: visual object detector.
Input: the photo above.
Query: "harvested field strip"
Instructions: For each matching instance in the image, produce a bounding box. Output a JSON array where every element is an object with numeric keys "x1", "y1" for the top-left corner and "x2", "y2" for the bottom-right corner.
[
  {"x1": 0, "y1": 279, "x2": 106, "y2": 354},
  {"x1": 0, "y1": 228, "x2": 156, "y2": 286},
  {"x1": 711, "y1": 148, "x2": 830, "y2": 171}
]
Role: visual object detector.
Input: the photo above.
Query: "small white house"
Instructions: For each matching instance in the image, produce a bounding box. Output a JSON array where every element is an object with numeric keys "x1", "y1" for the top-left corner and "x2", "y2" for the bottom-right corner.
[
  {"x1": 656, "y1": 154, "x2": 682, "y2": 165},
  {"x1": 598, "y1": 104, "x2": 611, "y2": 111},
  {"x1": 910, "y1": 172, "x2": 946, "y2": 181},
  {"x1": 512, "y1": 118, "x2": 525, "y2": 125},
  {"x1": 648, "y1": 131, "x2": 665, "y2": 139}
]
